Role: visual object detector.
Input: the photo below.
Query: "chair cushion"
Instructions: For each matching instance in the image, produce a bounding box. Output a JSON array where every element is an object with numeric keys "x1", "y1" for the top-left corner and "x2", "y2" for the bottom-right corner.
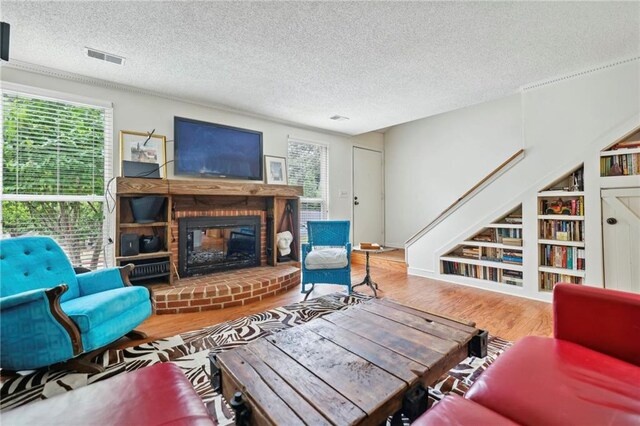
[
  {"x1": 1, "y1": 363, "x2": 214, "y2": 426},
  {"x1": 305, "y1": 247, "x2": 348, "y2": 270},
  {"x1": 465, "y1": 336, "x2": 640, "y2": 426},
  {"x1": 413, "y1": 394, "x2": 518, "y2": 426},
  {"x1": 61, "y1": 286, "x2": 150, "y2": 333}
]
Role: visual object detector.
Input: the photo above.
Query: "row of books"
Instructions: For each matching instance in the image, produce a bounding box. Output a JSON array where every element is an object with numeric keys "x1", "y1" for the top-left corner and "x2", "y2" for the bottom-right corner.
[
  {"x1": 539, "y1": 273, "x2": 582, "y2": 291},
  {"x1": 540, "y1": 245, "x2": 586, "y2": 270},
  {"x1": 600, "y1": 153, "x2": 640, "y2": 176},
  {"x1": 539, "y1": 197, "x2": 584, "y2": 216},
  {"x1": 442, "y1": 261, "x2": 522, "y2": 286},
  {"x1": 457, "y1": 246, "x2": 523, "y2": 265},
  {"x1": 539, "y1": 220, "x2": 584, "y2": 241}
]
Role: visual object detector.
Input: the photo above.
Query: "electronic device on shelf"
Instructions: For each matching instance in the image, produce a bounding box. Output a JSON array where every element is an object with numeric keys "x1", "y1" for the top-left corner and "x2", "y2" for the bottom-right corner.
[
  {"x1": 174, "y1": 116, "x2": 263, "y2": 180},
  {"x1": 122, "y1": 160, "x2": 161, "y2": 178},
  {"x1": 120, "y1": 234, "x2": 139, "y2": 257}
]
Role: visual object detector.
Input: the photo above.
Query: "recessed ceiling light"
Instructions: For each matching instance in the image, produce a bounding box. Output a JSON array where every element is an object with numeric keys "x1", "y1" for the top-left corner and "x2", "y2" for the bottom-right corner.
[
  {"x1": 330, "y1": 115, "x2": 350, "y2": 121},
  {"x1": 84, "y1": 47, "x2": 125, "y2": 66}
]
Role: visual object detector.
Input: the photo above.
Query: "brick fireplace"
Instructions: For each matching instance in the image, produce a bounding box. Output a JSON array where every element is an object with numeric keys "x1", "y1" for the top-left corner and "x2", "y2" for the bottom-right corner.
[{"x1": 115, "y1": 178, "x2": 302, "y2": 314}]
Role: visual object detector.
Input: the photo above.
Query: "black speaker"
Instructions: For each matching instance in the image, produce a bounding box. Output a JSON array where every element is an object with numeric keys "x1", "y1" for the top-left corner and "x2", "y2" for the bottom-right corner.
[
  {"x1": 120, "y1": 233, "x2": 139, "y2": 257},
  {"x1": 0, "y1": 22, "x2": 10, "y2": 62}
]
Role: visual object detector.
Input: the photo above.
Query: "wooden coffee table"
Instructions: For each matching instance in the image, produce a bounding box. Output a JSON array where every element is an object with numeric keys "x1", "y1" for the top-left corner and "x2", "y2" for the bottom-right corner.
[{"x1": 211, "y1": 298, "x2": 484, "y2": 425}]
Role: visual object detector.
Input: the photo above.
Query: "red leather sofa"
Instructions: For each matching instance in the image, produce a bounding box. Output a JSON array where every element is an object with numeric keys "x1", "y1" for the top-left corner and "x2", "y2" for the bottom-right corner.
[
  {"x1": 415, "y1": 283, "x2": 640, "y2": 426},
  {"x1": 2, "y1": 362, "x2": 214, "y2": 426}
]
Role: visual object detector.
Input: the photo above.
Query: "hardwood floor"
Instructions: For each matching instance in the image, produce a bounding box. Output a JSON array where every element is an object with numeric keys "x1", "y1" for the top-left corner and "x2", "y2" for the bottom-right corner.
[{"x1": 134, "y1": 264, "x2": 552, "y2": 344}]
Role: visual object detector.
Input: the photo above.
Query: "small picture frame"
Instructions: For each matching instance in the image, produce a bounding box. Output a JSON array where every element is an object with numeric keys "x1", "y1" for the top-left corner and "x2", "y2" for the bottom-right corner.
[
  {"x1": 264, "y1": 155, "x2": 288, "y2": 185},
  {"x1": 119, "y1": 130, "x2": 167, "y2": 178}
]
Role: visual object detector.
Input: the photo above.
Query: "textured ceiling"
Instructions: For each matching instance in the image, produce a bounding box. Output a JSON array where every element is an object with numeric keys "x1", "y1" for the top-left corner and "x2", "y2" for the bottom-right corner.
[{"x1": 2, "y1": 1, "x2": 639, "y2": 135}]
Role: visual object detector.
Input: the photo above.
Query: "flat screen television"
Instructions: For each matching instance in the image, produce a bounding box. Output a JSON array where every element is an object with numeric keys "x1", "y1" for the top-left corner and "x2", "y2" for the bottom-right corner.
[{"x1": 174, "y1": 117, "x2": 263, "y2": 180}]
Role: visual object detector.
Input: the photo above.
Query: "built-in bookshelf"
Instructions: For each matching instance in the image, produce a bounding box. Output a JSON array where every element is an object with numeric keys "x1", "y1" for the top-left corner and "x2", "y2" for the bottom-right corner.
[
  {"x1": 538, "y1": 166, "x2": 585, "y2": 292},
  {"x1": 441, "y1": 205, "x2": 523, "y2": 288},
  {"x1": 600, "y1": 128, "x2": 640, "y2": 188}
]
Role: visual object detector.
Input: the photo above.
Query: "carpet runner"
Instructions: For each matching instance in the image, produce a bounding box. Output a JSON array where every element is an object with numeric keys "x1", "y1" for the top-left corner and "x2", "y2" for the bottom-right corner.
[{"x1": 0, "y1": 293, "x2": 511, "y2": 424}]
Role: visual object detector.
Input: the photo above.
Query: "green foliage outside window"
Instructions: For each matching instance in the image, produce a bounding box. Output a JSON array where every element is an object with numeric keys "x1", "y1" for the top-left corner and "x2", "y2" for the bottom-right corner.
[{"x1": 2, "y1": 94, "x2": 107, "y2": 268}]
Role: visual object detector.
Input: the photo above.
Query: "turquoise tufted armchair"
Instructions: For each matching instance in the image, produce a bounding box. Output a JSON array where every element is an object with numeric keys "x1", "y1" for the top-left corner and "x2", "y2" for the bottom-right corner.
[{"x1": 0, "y1": 236, "x2": 152, "y2": 372}]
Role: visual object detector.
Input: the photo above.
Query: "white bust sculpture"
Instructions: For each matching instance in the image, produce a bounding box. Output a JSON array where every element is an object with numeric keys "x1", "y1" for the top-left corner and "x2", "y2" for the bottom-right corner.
[{"x1": 276, "y1": 231, "x2": 293, "y2": 256}]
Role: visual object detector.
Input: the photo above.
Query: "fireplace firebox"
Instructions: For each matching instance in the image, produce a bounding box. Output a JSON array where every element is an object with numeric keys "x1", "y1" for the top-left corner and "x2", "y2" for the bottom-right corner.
[{"x1": 178, "y1": 216, "x2": 261, "y2": 277}]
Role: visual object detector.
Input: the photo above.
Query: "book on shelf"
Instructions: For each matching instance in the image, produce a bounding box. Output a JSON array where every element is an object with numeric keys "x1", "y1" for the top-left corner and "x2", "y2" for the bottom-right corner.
[
  {"x1": 461, "y1": 247, "x2": 480, "y2": 258},
  {"x1": 540, "y1": 244, "x2": 586, "y2": 270},
  {"x1": 539, "y1": 197, "x2": 584, "y2": 216},
  {"x1": 539, "y1": 272, "x2": 582, "y2": 291},
  {"x1": 502, "y1": 237, "x2": 522, "y2": 246},
  {"x1": 442, "y1": 260, "x2": 521, "y2": 286},
  {"x1": 539, "y1": 219, "x2": 584, "y2": 241},
  {"x1": 600, "y1": 153, "x2": 640, "y2": 177},
  {"x1": 496, "y1": 228, "x2": 522, "y2": 243}
]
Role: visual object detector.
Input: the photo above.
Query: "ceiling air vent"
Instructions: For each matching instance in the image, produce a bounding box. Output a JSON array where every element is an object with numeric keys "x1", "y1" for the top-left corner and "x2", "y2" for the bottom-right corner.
[
  {"x1": 84, "y1": 47, "x2": 125, "y2": 66},
  {"x1": 330, "y1": 115, "x2": 349, "y2": 121}
]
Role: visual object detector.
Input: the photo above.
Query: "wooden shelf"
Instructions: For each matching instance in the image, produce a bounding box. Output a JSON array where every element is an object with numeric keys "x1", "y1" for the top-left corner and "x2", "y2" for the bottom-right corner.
[
  {"x1": 537, "y1": 190, "x2": 584, "y2": 197},
  {"x1": 485, "y1": 223, "x2": 522, "y2": 229},
  {"x1": 119, "y1": 222, "x2": 168, "y2": 228},
  {"x1": 538, "y1": 266, "x2": 585, "y2": 277},
  {"x1": 538, "y1": 215, "x2": 584, "y2": 220},
  {"x1": 440, "y1": 256, "x2": 523, "y2": 271},
  {"x1": 462, "y1": 241, "x2": 523, "y2": 250},
  {"x1": 538, "y1": 239, "x2": 585, "y2": 247},
  {"x1": 116, "y1": 251, "x2": 172, "y2": 262},
  {"x1": 600, "y1": 147, "x2": 640, "y2": 156},
  {"x1": 116, "y1": 177, "x2": 303, "y2": 197},
  {"x1": 600, "y1": 175, "x2": 640, "y2": 188}
]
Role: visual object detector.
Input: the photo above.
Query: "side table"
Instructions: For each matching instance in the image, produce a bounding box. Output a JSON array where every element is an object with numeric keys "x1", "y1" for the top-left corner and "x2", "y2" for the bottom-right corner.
[{"x1": 352, "y1": 245, "x2": 394, "y2": 297}]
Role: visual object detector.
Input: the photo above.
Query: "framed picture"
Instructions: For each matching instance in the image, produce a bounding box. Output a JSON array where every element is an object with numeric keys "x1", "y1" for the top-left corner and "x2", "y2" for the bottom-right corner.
[
  {"x1": 119, "y1": 130, "x2": 167, "y2": 178},
  {"x1": 264, "y1": 155, "x2": 288, "y2": 185}
]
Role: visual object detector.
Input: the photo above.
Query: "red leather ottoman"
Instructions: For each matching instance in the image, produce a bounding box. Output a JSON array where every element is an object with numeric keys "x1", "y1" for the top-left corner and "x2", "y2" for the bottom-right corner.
[
  {"x1": 412, "y1": 394, "x2": 517, "y2": 426},
  {"x1": 465, "y1": 336, "x2": 640, "y2": 426},
  {"x1": 2, "y1": 363, "x2": 214, "y2": 426}
]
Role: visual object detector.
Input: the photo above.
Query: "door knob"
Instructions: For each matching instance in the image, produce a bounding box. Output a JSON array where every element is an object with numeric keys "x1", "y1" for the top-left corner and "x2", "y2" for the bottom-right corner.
[
  {"x1": 606, "y1": 217, "x2": 618, "y2": 225},
  {"x1": 354, "y1": 201, "x2": 360, "y2": 205}
]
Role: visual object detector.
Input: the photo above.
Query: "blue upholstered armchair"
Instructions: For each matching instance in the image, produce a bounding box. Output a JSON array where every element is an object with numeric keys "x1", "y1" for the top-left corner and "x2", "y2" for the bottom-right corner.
[
  {"x1": 0, "y1": 236, "x2": 152, "y2": 372},
  {"x1": 301, "y1": 221, "x2": 352, "y2": 300}
]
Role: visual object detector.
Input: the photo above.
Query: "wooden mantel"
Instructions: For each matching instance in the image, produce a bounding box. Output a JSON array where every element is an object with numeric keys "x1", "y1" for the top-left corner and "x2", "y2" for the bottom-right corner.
[{"x1": 116, "y1": 177, "x2": 303, "y2": 197}]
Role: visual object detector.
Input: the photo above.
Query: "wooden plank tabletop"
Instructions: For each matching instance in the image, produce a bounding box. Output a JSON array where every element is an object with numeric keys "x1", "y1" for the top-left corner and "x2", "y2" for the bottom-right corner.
[{"x1": 217, "y1": 298, "x2": 478, "y2": 426}]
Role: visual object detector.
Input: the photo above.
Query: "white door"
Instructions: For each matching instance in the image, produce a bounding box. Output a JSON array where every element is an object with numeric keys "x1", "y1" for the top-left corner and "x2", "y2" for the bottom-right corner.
[
  {"x1": 602, "y1": 188, "x2": 640, "y2": 294},
  {"x1": 353, "y1": 147, "x2": 384, "y2": 245}
]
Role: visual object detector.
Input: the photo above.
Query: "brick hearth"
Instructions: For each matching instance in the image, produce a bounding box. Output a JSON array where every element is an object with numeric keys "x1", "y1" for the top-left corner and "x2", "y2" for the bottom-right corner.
[{"x1": 150, "y1": 265, "x2": 301, "y2": 314}]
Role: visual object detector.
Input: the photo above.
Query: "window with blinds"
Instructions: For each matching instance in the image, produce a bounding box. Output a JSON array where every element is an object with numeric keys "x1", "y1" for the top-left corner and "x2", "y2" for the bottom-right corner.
[
  {"x1": 1, "y1": 89, "x2": 113, "y2": 269},
  {"x1": 287, "y1": 138, "x2": 329, "y2": 243}
]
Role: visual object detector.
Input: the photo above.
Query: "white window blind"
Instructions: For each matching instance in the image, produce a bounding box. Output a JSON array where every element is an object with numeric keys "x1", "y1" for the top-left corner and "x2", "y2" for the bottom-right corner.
[
  {"x1": 1, "y1": 88, "x2": 113, "y2": 269},
  {"x1": 287, "y1": 138, "x2": 329, "y2": 243}
]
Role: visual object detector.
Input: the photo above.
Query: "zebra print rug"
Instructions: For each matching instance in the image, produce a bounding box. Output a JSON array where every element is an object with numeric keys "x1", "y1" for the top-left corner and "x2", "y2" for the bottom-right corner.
[{"x1": 0, "y1": 293, "x2": 511, "y2": 424}]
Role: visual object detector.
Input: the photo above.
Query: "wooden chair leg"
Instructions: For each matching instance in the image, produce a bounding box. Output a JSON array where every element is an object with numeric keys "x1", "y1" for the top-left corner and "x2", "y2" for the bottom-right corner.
[
  {"x1": 51, "y1": 353, "x2": 105, "y2": 374},
  {"x1": 125, "y1": 329, "x2": 148, "y2": 340},
  {"x1": 302, "y1": 284, "x2": 315, "y2": 301}
]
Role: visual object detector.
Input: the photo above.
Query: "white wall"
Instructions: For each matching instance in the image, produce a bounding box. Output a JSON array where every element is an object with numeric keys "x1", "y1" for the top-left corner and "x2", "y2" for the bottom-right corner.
[
  {"x1": 403, "y1": 60, "x2": 640, "y2": 301},
  {"x1": 384, "y1": 95, "x2": 523, "y2": 247},
  {"x1": 0, "y1": 67, "x2": 383, "y2": 238}
]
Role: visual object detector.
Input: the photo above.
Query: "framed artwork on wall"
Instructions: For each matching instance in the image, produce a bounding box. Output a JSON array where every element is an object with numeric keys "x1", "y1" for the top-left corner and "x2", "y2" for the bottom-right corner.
[
  {"x1": 119, "y1": 130, "x2": 167, "y2": 178},
  {"x1": 264, "y1": 155, "x2": 288, "y2": 185}
]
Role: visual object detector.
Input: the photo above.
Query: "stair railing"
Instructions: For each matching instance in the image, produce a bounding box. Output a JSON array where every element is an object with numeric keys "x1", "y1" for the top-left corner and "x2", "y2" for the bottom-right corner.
[{"x1": 404, "y1": 149, "x2": 525, "y2": 250}]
